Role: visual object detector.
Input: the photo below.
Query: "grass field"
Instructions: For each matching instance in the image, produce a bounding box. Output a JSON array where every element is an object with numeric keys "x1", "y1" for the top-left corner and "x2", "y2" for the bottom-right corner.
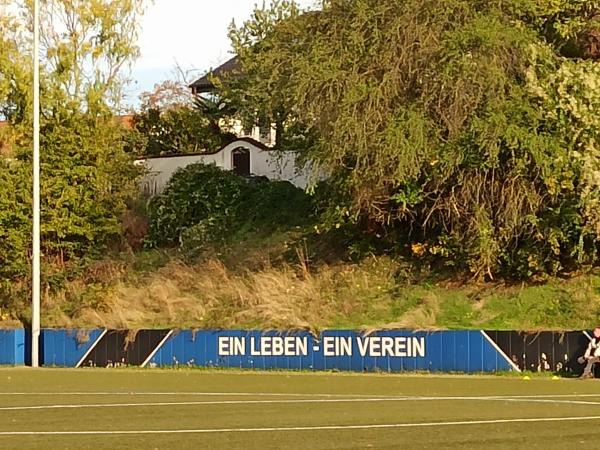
[{"x1": 1, "y1": 369, "x2": 600, "y2": 449}]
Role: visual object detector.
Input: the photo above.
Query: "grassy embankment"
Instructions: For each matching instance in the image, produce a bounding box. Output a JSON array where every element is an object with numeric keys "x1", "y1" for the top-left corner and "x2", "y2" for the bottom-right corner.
[{"x1": 3, "y1": 227, "x2": 598, "y2": 331}]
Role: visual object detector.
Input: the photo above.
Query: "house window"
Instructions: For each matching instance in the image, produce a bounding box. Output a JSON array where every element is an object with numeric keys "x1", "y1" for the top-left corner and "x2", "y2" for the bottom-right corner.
[{"x1": 232, "y1": 147, "x2": 250, "y2": 176}]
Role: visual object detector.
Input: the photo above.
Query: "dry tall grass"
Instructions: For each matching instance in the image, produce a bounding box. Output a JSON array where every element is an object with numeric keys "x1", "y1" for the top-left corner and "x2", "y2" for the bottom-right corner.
[
  {"x1": 25, "y1": 252, "x2": 600, "y2": 331},
  {"x1": 46, "y1": 260, "x2": 336, "y2": 329},
  {"x1": 47, "y1": 257, "x2": 399, "y2": 331},
  {"x1": 374, "y1": 292, "x2": 442, "y2": 331}
]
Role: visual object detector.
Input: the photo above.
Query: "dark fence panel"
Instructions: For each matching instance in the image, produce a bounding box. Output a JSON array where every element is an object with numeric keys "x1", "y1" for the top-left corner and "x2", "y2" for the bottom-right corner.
[
  {"x1": 484, "y1": 331, "x2": 591, "y2": 376},
  {"x1": 78, "y1": 330, "x2": 170, "y2": 367}
]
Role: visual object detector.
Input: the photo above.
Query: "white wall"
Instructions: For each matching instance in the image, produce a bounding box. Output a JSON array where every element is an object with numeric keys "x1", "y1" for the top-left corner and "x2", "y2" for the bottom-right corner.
[{"x1": 136, "y1": 139, "x2": 310, "y2": 196}]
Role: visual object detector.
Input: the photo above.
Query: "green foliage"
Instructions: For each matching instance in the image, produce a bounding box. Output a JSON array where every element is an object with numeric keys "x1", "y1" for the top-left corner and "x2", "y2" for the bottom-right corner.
[
  {"x1": 0, "y1": 159, "x2": 30, "y2": 279},
  {"x1": 0, "y1": 115, "x2": 140, "y2": 281},
  {"x1": 512, "y1": 0, "x2": 600, "y2": 59},
  {"x1": 131, "y1": 106, "x2": 233, "y2": 156},
  {"x1": 37, "y1": 0, "x2": 146, "y2": 112},
  {"x1": 146, "y1": 164, "x2": 248, "y2": 248},
  {"x1": 178, "y1": 218, "x2": 230, "y2": 260},
  {"x1": 0, "y1": 13, "x2": 33, "y2": 129},
  {"x1": 223, "y1": 0, "x2": 305, "y2": 151},
  {"x1": 0, "y1": 1, "x2": 146, "y2": 312},
  {"x1": 130, "y1": 80, "x2": 235, "y2": 157},
  {"x1": 38, "y1": 114, "x2": 140, "y2": 259},
  {"x1": 226, "y1": 0, "x2": 600, "y2": 278},
  {"x1": 146, "y1": 163, "x2": 314, "y2": 256},
  {"x1": 243, "y1": 180, "x2": 313, "y2": 230}
]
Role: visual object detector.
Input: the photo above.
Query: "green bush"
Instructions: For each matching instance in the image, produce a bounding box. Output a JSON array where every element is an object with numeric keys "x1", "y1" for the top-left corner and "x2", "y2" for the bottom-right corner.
[
  {"x1": 0, "y1": 115, "x2": 139, "y2": 279},
  {"x1": 130, "y1": 106, "x2": 234, "y2": 157},
  {"x1": 243, "y1": 180, "x2": 314, "y2": 231},
  {"x1": 146, "y1": 163, "x2": 247, "y2": 248},
  {"x1": 0, "y1": 160, "x2": 30, "y2": 279},
  {"x1": 146, "y1": 163, "x2": 314, "y2": 255},
  {"x1": 178, "y1": 218, "x2": 230, "y2": 259}
]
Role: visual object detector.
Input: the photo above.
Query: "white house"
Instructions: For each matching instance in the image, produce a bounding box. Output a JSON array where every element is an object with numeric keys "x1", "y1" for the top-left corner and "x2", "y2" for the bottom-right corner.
[
  {"x1": 137, "y1": 58, "x2": 314, "y2": 196},
  {"x1": 190, "y1": 56, "x2": 277, "y2": 147},
  {"x1": 137, "y1": 137, "x2": 309, "y2": 197}
]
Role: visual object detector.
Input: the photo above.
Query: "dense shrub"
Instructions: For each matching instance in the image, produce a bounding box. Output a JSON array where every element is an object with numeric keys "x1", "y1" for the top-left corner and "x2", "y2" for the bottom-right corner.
[
  {"x1": 146, "y1": 163, "x2": 314, "y2": 255},
  {"x1": 243, "y1": 180, "x2": 314, "y2": 230},
  {"x1": 0, "y1": 115, "x2": 140, "y2": 280},
  {"x1": 130, "y1": 106, "x2": 235, "y2": 157},
  {"x1": 145, "y1": 164, "x2": 247, "y2": 247},
  {"x1": 0, "y1": 160, "x2": 31, "y2": 279}
]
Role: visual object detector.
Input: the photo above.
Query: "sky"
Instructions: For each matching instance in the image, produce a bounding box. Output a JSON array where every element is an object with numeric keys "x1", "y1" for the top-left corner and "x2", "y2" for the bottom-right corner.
[{"x1": 126, "y1": 0, "x2": 317, "y2": 107}]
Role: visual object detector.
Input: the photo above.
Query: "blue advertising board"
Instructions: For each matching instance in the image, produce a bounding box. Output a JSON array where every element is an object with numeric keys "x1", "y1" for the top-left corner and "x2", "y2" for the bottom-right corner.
[
  {"x1": 0, "y1": 329, "x2": 25, "y2": 365},
  {"x1": 1, "y1": 328, "x2": 592, "y2": 374},
  {"x1": 147, "y1": 329, "x2": 515, "y2": 373}
]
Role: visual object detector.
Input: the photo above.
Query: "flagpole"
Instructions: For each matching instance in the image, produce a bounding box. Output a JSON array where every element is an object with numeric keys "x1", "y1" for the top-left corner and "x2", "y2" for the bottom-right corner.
[{"x1": 32, "y1": 0, "x2": 41, "y2": 368}]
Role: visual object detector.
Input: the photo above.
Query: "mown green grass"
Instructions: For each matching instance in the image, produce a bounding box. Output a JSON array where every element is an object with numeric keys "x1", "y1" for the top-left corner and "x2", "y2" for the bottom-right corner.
[{"x1": 1, "y1": 368, "x2": 600, "y2": 449}]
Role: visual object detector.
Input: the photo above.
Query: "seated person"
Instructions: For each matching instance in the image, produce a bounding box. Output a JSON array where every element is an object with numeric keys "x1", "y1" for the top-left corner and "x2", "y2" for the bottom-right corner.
[{"x1": 579, "y1": 327, "x2": 600, "y2": 379}]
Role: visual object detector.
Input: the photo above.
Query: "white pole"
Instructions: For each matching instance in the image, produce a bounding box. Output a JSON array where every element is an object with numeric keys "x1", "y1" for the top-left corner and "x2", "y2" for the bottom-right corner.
[{"x1": 31, "y1": 0, "x2": 41, "y2": 368}]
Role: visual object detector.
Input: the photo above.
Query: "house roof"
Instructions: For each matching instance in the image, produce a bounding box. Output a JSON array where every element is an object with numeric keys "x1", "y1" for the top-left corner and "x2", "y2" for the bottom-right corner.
[{"x1": 189, "y1": 56, "x2": 241, "y2": 94}]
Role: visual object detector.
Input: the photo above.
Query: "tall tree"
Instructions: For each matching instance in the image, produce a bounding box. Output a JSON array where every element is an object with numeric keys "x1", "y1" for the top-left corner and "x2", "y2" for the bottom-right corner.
[
  {"x1": 224, "y1": 0, "x2": 305, "y2": 151},
  {"x1": 131, "y1": 78, "x2": 235, "y2": 157},
  {"x1": 0, "y1": 0, "x2": 147, "y2": 283},
  {"x1": 227, "y1": 0, "x2": 600, "y2": 278},
  {"x1": 38, "y1": 0, "x2": 145, "y2": 114}
]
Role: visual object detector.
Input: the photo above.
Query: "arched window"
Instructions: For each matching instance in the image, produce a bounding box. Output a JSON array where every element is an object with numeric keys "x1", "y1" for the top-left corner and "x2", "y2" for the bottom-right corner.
[{"x1": 232, "y1": 147, "x2": 250, "y2": 176}]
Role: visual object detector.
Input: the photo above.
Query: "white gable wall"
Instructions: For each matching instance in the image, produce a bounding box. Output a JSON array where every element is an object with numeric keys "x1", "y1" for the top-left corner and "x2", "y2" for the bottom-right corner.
[{"x1": 137, "y1": 139, "x2": 309, "y2": 197}]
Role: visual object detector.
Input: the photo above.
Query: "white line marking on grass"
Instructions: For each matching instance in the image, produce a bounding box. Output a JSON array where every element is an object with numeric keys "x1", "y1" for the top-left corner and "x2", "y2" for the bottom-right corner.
[
  {"x1": 3, "y1": 395, "x2": 600, "y2": 412},
  {"x1": 0, "y1": 398, "x2": 450, "y2": 411},
  {"x1": 1, "y1": 392, "x2": 600, "y2": 399},
  {"x1": 500, "y1": 398, "x2": 600, "y2": 406},
  {"x1": 485, "y1": 394, "x2": 600, "y2": 399},
  {"x1": 0, "y1": 392, "x2": 386, "y2": 397},
  {"x1": 3, "y1": 416, "x2": 600, "y2": 435}
]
